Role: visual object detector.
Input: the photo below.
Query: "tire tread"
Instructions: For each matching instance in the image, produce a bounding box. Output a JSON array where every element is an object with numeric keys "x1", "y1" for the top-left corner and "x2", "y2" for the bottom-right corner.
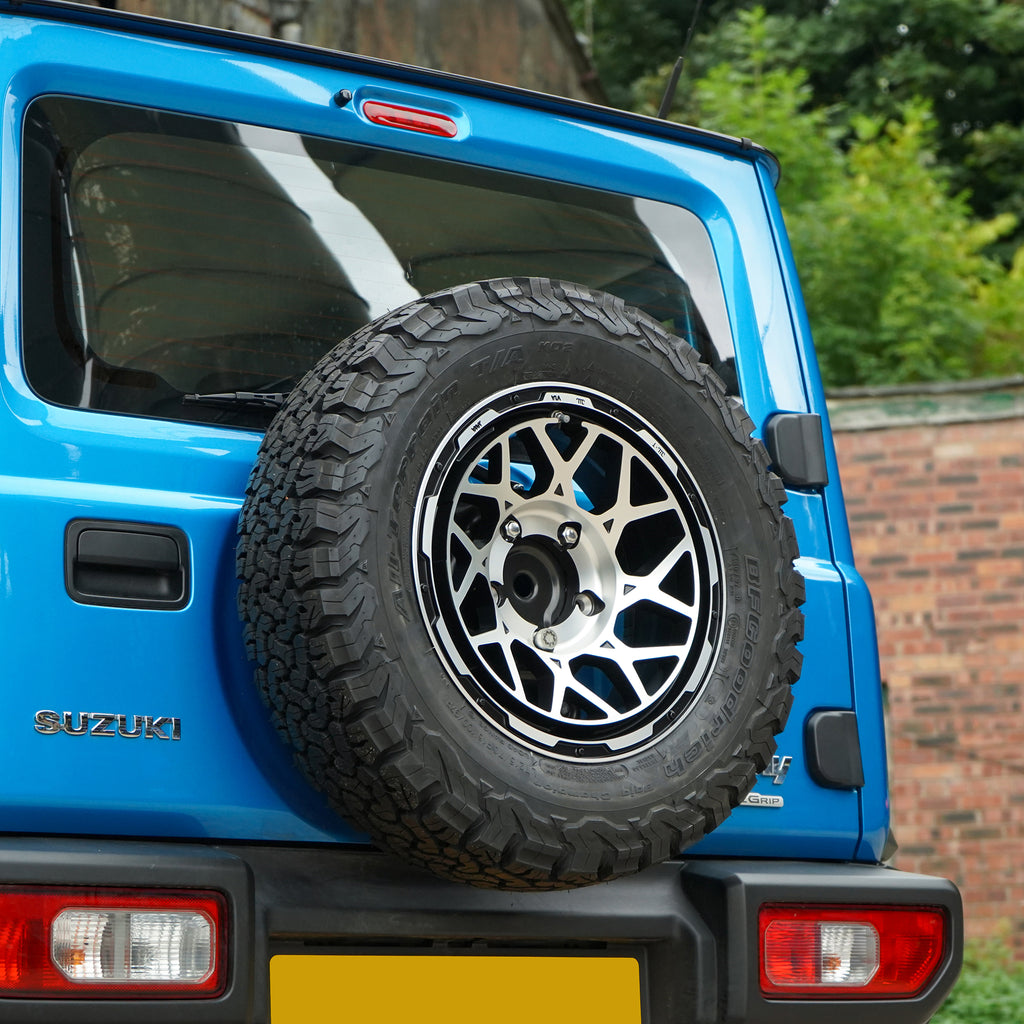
[{"x1": 238, "y1": 278, "x2": 804, "y2": 890}]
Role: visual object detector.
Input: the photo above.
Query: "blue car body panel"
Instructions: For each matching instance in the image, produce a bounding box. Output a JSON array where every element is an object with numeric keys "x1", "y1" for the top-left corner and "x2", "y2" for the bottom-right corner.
[
  {"x1": 0, "y1": 5, "x2": 883, "y2": 861},
  {"x1": 0, "y1": 8, "x2": 968, "y2": 1024}
]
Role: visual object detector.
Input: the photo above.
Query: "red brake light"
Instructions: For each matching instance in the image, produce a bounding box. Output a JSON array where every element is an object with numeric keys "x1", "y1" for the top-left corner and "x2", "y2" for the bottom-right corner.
[
  {"x1": 759, "y1": 904, "x2": 947, "y2": 999},
  {"x1": 362, "y1": 100, "x2": 458, "y2": 138},
  {"x1": 0, "y1": 886, "x2": 226, "y2": 999}
]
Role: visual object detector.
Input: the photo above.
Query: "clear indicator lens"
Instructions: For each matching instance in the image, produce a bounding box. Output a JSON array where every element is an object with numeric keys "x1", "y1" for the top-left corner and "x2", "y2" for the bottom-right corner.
[
  {"x1": 820, "y1": 923, "x2": 879, "y2": 984},
  {"x1": 52, "y1": 909, "x2": 214, "y2": 984},
  {"x1": 763, "y1": 920, "x2": 879, "y2": 987}
]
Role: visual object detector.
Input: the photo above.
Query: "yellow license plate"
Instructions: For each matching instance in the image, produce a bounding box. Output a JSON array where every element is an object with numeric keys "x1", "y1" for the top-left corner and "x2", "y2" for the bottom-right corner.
[{"x1": 270, "y1": 953, "x2": 641, "y2": 1023}]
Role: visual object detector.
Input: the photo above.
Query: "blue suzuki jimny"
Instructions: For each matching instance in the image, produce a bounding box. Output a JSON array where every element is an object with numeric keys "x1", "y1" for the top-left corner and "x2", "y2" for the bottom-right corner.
[{"x1": 0, "y1": 1, "x2": 962, "y2": 1021}]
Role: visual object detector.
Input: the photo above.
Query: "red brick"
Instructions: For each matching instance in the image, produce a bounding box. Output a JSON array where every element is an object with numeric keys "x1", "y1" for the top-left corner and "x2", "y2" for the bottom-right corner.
[{"x1": 835, "y1": 414, "x2": 1024, "y2": 957}]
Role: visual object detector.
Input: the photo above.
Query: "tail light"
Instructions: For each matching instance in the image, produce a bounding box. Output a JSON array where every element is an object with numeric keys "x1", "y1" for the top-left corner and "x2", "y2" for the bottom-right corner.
[
  {"x1": 759, "y1": 904, "x2": 946, "y2": 999},
  {"x1": 362, "y1": 100, "x2": 458, "y2": 138},
  {"x1": 0, "y1": 887, "x2": 226, "y2": 998}
]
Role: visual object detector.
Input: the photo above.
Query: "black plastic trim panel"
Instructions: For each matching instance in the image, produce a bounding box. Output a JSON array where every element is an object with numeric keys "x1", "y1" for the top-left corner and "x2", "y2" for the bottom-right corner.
[
  {"x1": 682, "y1": 859, "x2": 963, "y2": 1024},
  {"x1": 765, "y1": 413, "x2": 829, "y2": 489},
  {"x1": 0, "y1": 839, "x2": 962, "y2": 1024},
  {"x1": 65, "y1": 519, "x2": 190, "y2": 610},
  {"x1": 805, "y1": 709, "x2": 866, "y2": 789},
  {"x1": 0, "y1": 838, "x2": 253, "y2": 1023}
]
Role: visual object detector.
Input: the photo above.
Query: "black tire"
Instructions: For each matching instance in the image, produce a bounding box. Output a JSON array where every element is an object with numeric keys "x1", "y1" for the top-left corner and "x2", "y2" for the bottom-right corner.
[{"x1": 237, "y1": 278, "x2": 804, "y2": 890}]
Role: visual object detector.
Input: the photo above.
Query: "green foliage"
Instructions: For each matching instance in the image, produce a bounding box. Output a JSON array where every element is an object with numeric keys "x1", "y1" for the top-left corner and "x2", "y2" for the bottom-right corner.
[
  {"x1": 790, "y1": 105, "x2": 1012, "y2": 386},
  {"x1": 967, "y1": 121, "x2": 1024, "y2": 263},
  {"x1": 623, "y1": 6, "x2": 1024, "y2": 387},
  {"x1": 565, "y1": 0, "x2": 687, "y2": 110},
  {"x1": 573, "y1": 0, "x2": 1024, "y2": 235},
  {"x1": 932, "y1": 940, "x2": 1024, "y2": 1024},
  {"x1": 640, "y1": 8, "x2": 841, "y2": 207},
  {"x1": 976, "y1": 246, "x2": 1024, "y2": 379}
]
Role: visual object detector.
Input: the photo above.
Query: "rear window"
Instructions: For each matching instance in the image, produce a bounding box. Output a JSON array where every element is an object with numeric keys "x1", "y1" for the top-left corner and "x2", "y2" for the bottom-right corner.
[{"x1": 22, "y1": 96, "x2": 735, "y2": 429}]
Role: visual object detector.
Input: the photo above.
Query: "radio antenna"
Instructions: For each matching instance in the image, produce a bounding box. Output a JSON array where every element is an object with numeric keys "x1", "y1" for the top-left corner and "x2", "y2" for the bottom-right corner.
[{"x1": 657, "y1": 0, "x2": 706, "y2": 119}]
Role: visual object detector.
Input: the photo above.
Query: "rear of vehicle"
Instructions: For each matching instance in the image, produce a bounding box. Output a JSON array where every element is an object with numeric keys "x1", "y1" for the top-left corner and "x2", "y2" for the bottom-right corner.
[{"x1": 0, "y1": 1, "x2": 961, "y2": 1021}]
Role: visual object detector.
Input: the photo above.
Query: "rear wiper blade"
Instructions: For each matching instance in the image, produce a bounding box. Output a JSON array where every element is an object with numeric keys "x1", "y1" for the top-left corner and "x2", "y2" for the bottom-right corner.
[{"x1": 183, "y1": 390, "x2": 288, "y2": 410}]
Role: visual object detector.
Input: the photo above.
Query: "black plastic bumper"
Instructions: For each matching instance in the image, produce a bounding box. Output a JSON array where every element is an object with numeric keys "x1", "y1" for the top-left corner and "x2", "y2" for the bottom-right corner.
[{"x1": 0, "y1": 837, "x2": 962, "y2": 1023}]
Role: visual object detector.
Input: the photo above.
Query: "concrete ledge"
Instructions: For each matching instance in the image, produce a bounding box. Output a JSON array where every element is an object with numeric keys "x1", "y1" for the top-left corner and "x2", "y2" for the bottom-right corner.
[{"x1": 827, "y1": 376, "x2": 1024, "y2": 431}]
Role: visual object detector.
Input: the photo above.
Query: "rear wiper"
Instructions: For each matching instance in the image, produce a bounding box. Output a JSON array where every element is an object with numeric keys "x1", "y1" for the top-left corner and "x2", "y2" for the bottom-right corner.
[{"x1": 183, "y1": 390, "x2": 288, "y2": 410}]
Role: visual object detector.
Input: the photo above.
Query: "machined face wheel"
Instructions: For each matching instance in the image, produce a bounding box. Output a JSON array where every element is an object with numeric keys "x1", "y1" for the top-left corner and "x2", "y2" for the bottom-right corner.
[{"x1": 415, "y1": 383, "x2": 723, "y2": 760}]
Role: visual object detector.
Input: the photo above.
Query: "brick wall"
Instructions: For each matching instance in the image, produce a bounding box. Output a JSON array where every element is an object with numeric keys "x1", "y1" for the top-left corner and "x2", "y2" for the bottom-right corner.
[{"x1": 830, "y1": 381, "x2": 1024, "y2": 953}]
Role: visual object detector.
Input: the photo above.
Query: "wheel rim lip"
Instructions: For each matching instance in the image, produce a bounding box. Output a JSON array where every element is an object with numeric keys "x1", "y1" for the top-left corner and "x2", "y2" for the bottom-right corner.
[{"x1": 413, "y1": 382, "x2": 724, "y2": 762}]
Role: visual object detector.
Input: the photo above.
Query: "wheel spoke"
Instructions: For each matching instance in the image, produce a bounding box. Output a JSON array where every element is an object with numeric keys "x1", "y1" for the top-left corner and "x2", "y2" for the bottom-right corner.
[
  {"x1": 619, "y1": 657, "x2": 657, "y2": 706},
  {"x1": 627, "y1": 643, "x2": 687, "y2": 662},
  {"x1": 450, "y1": 526, "x2": 491, "y2": 601},
  {"x1": 565, "y1": 680, "x2": 619, "y2": 719},
  {"x1": 647, "y1": 591, "x2": 698, "y2": 620},
  {"x1": 617, "y1": 537, "x2": 700, "y2": 615},
  {"x1": 472, "y1": 631, "x2": 526, "y2": 699},
  {"x1": 596, "y1": 450, "x2": 675, "y2": 542},
  {"x1": 547, "y1": 659, "x2": 573, "y2": 716},
  {"x1": 533, "y1": 421, "x2": 590, "y2": 500},
  {"x1": 560, "y1": 426, "x2": 605, "y2": 483},
  {"x1": 461, "y1": 437, "x2": 520, "y2": 508},
  {"x1": 556, "y1": 661, "x2": 620, "y2": 720}
]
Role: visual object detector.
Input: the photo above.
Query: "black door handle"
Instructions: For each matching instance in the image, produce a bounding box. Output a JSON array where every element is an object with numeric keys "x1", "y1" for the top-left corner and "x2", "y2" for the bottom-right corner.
[{"x1": 65, "y1": 520, "x2": 190, "y2": 609}]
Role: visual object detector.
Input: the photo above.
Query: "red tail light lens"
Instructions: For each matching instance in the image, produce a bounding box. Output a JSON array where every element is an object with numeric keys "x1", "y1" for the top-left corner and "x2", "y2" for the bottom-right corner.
[
  {"x1": 759, "y1": 904, "x2": 946, "y2": 999},
  {"x1": 362, "y1": 100, "x2": 458, "y2": 137},
  {"x1": 0, "y1": 887, "x2": 226, "y2": 998}
]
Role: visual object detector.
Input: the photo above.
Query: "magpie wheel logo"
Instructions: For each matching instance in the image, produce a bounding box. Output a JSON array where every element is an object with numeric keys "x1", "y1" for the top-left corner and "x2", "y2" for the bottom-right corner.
[{"x1": 34, "y1": 710, "x2": 181, "y2": 741}]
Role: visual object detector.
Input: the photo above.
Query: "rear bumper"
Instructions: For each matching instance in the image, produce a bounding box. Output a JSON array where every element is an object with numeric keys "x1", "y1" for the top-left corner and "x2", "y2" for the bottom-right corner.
[{"x1": 0, "y1": 837, "x2": 962, "y2": 1023}]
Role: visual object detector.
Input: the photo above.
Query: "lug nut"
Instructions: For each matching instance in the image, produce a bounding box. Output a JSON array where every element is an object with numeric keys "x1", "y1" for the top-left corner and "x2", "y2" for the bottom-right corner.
[
  {"x1": 501, "y1": 517, "x2": 522, "y2": 541},
  {"x1": 533, "y1": 627, "x2": 558, "y2": 651},
  {"x1": 558, "y1": 523, "x2": 580, "y2": 548}
]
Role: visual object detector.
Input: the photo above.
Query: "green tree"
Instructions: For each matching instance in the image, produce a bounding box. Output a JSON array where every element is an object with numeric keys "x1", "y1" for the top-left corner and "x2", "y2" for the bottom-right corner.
[
  {"x1": 566, "y1": 0, "x2": 688, "y2": 110},
  {"x1": 791, "y1": 106, "x2": 1013, "y2": 385},
  {"x1": 633, "y1": 9, "x2": 841, "y2": 210},
  {"x1": 635, "y1": 7, "x2": 1021, "y2": 387},
  {"x1": 570, "y1": 0, "x2": 1024, "y2": 254},
  {"x1": 976, "y1": 244, "x2": 1024, "y2": 377}
]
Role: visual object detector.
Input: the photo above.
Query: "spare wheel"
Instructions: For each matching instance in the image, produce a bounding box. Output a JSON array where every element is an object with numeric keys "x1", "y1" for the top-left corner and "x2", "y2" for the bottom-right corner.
[{"x1": 237, "y1": 277, "x2": 804, "y2": 890}]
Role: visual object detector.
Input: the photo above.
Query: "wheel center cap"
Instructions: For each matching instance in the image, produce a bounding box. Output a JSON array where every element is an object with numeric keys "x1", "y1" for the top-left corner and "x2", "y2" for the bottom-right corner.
[{"x1": 502, "y1": 537, "x2": 579, "y2": 627}]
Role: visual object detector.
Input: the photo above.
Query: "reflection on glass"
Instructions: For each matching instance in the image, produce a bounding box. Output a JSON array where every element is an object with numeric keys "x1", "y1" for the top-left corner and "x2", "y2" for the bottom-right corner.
[{"x1": 22, "y1": 97, "x2": 735, "y2": 429}]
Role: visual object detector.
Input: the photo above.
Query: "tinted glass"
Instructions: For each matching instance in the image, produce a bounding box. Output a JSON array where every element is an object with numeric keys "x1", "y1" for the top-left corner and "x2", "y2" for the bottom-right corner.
[{"x1": 23, "y1": 96, "x2": 735, "y2": 429}]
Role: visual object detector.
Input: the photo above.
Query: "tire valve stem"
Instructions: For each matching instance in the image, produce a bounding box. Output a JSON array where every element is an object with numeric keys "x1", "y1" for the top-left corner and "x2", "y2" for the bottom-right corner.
[
  {"x1": 534, "y1": 627, "x2": 558, "y2": 651},
  {"x1": 574, "y1": 591, "x2": 603, "y2": 616}
]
